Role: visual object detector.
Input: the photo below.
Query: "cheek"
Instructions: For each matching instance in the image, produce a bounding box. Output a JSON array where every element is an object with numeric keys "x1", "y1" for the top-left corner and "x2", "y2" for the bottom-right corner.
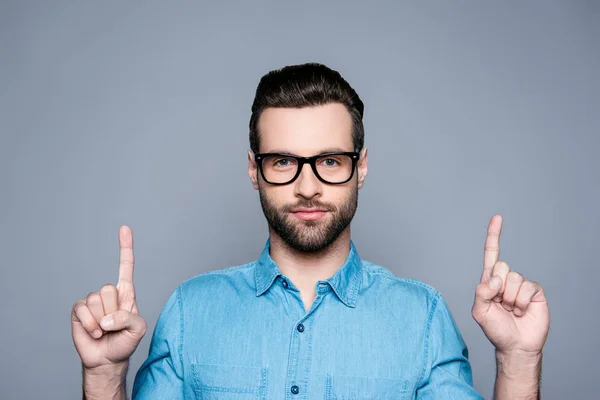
[
  {"x1": 329, "y1": 185, "x2": 356, "y2": 203},
  {"x1": 261, "y1": 186, "x2": 294, "y2": 206}
]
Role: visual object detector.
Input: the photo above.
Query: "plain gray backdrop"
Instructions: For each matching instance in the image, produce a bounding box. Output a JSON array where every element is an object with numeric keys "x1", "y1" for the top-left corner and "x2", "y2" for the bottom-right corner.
[{"x1": 1, "y1": 1, "x2": 598, "y2": 399}]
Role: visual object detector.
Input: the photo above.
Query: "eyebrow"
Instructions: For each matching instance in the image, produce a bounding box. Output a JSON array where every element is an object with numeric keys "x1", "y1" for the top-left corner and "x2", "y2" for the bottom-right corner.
[{"x1": 264, "y1": 147, "x2": 351, "y2": 156}]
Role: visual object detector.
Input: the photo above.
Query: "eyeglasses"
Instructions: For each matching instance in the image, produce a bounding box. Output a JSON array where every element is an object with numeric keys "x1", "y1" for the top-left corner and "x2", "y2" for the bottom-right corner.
[{"x1": 254, "y1": 152, "x2": 360, "y2": 185}]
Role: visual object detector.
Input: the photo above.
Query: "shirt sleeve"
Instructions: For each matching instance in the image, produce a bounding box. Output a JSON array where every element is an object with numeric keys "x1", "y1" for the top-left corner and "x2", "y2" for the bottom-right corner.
[
  {"x1": 415, "y1": 292, "x2": 484, "y2": 399},
  {"x1": 132, "y1": 286, "x2": 184, "y2": 399}
]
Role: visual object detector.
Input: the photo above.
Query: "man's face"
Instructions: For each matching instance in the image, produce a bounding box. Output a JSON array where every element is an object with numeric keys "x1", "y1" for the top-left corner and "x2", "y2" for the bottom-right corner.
[{"x1": 248, "y1": 103, "x2": 368, "y2": 253}]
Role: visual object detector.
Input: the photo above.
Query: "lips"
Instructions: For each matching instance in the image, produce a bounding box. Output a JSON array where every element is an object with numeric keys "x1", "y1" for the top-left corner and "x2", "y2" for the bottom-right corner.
[
  {"x1": 291, "y1": 208, "x2": 328, "y2": 221},
  {"x1": 291, "y1": 208, "x2": 327, "y2": 213}
]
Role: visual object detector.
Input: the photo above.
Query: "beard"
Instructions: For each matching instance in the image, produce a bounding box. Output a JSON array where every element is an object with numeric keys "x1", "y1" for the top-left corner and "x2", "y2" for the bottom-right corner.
[{"x1": 258, "y1": 185, "x2": 358, "y2": 253}]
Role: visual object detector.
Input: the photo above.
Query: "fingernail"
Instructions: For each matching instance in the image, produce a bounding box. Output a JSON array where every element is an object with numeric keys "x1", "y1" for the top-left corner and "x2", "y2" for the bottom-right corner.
[
  {"x1": 92, "y1": 329, "x2": 102, "y2": 339},
  {"x1": 502, "y1": 304, "x2": 513, "y2": 312},
  {"x1": 514, "y1": 308, "x2": 523, "y2": 316},
  {"x1": 100, "y1": 316, "x2": 113, "y2": 330}
]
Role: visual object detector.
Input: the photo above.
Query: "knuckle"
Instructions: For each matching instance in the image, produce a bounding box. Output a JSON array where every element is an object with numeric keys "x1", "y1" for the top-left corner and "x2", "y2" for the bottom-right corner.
[
  {"x1": 100, "y1": 284, "x2": 117, "y2": 295},
  {"x1": 528, "y1": 280, "x2": 540, "y2": 289},
  {"x1": 521, "y1": 280, "x2": 536, "y2": 292},
  {"x1": 507, "y1": 271, "x2": 523, "y2": 282},
  {"x1": 72, "y1": 299, "x2": 85, "y2": 308},
  {"x1": 140, "y1": 318, "x2": 148, "y2": 335},
  {"x1": 475, "y1": 283, "x2": 487, "y2": 297},
  {"x1": 496, "y1": 261, "x2": 509, "y2": 270},
  {"x1": 86, "y1": 292, "x2": 100, "y2": 303},
  {"x1": 72, "y1": 301, "x2": 87, "y2": 314},
  {"x1": 492, "y1": 262, "x2": 509, "y2": 274}
]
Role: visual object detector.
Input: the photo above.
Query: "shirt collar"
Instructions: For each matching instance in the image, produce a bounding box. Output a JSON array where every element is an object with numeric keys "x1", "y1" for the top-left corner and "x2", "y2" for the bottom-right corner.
[{"x1": 254, "y1": 238, "x2": 363, "y2": 308}]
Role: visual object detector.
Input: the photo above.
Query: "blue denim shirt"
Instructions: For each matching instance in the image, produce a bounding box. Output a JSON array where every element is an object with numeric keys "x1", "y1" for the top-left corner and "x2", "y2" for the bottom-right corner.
[{"x1": 132, "y1": 239, "x2": 483, "y2": 399}]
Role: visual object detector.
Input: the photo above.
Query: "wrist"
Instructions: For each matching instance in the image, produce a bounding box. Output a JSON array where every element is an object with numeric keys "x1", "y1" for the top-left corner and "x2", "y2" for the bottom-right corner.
[
  {"x1": 496, "y1": 349, "x2": 542, "y2": 380},
  {"x1": 83, "y1": 361, "x2": 128, "y2": 399}
]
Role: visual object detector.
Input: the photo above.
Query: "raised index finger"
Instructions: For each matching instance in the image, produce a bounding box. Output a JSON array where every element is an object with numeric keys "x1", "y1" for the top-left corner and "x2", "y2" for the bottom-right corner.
[
  {"x1": 118, "y1": 225, "x2": 135, "y2": 286},
  {"x1": 481, "y1": 214, "x2": 502, "y2": 283}
]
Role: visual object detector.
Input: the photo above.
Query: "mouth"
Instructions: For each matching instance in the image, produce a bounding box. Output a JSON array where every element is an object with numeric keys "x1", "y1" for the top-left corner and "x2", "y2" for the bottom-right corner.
[{"x1": 290, "y1": 209, "x2": 328, "y2": 221}]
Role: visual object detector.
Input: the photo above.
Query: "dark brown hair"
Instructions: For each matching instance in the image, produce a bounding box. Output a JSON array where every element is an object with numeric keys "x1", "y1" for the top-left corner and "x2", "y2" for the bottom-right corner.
[{"x1": 249, "y1": 62, "x2": 365, "y2": 154}]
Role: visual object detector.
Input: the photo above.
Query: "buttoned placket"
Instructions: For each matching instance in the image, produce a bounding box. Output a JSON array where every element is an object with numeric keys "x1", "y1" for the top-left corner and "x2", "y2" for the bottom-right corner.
[{"x1": 280, "y1": 278, "x2": 331, "y2": 399}]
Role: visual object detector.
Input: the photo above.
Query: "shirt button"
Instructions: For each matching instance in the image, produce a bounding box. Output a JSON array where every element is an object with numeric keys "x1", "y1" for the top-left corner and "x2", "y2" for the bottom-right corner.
[
  {"x1": 297, "y1": 323, "x2": 305, "y2": 333},
  {"x1": 282, "y1": 279, "x2": 288, "y2": 288},
  {"x1": 291, "y1": 385, "x2": 299, "y2": 394}
]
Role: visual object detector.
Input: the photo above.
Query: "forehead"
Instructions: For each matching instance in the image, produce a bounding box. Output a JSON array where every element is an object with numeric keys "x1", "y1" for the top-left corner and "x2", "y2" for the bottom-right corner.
[{"x1": 257, "y1": 103, "x2": 353, "y2": 155}]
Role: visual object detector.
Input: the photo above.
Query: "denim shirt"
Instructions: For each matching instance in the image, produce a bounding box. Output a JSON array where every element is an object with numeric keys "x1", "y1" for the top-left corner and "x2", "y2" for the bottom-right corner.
[{"x1": 132, "y1": 239, "x2": 483, "y2": 399}]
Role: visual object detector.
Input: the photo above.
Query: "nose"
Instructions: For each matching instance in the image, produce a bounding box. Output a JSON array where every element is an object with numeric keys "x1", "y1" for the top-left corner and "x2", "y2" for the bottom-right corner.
[{"x1": 293, "y1": 162, "x2": 322, "y2": 199}]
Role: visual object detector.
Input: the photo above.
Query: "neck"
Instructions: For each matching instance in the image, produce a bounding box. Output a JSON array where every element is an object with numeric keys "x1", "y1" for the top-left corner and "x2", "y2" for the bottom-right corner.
[{"x1": 268, "y1": 227, "x2": 351, "y2": 294}]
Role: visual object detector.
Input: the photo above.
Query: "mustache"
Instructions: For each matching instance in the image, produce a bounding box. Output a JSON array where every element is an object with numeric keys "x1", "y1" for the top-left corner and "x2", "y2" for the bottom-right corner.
[{"x1": 281, "y1": 199, "x2": 336, "y2": 213}]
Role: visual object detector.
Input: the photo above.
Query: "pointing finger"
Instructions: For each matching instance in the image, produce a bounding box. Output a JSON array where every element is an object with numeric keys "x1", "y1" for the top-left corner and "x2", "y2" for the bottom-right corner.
[
  {"x1": 117, "y1": 225, "x2": 135, "y2": 287},
  {"x1": 482, "y1": 215, "x2": 503, "y2": 283}
]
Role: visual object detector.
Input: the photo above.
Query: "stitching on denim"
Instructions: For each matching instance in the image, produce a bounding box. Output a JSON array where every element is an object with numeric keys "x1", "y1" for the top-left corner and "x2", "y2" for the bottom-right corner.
[
  {"x1": 326, "y1": 375, "x2": 410, "y2": 399},
  {"x1": 177, "y1": 285, "x2": 184, "y2": 378},
  {"x1": 415, "y1": 291, "x2": 440, "y2": 389},
  {"x1": 190, "y1": 364, "x2": 266, "y2": 396},
  {"x1": 191, "y1": 364, "x2": 202, "y2": 396},
  {"x1": 325, "y1": 374, "x2": 332, "y2": 400},
  {"x1": 260, "y1": 367, "x2": 268, "y2": 400},
  {"x1": 179, "y1": 263, "x2": 255, "y2": 287},
  {"x1": 196, "y1": 384, "x2": 255, "y2": 393},
  {"x1": 363, "y1": 263, "x2": 437, "y2": 294},
  {"x1": 285, "y1": 323, "x2": 299, "y2": 398},
  {"x1": 303, "y1": 316, "x2": 314, "y2": 400},
  {"x1": 201, "y1": 263, "x2": 255, "y2": 276},
  {"x1": 255, "y1": 261, "x2": 281, "y2": 296},
  {"x1": 253, "y1": 260, "x2": 264, "y2": 294},
  {"x1": 402, "y1": 378, "x2": 409, "y2": 394},
  {"x1": 348, "y1": 262, "x2": 362, "y2": 307}
]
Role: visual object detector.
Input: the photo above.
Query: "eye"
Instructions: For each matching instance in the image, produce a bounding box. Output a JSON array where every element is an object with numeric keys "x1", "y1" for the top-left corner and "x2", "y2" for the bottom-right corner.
[
  {"x1": 272, "y1": 157, "x2": 296, "y2": 167},
  {"x1": 321, "y1": 158, "x2": 339, "y2": 167}
]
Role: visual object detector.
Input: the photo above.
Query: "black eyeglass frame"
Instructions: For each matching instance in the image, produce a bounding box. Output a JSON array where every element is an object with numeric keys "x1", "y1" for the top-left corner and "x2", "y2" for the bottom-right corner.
[{"x1": 254, "y1": 152, "x2": 360, "y2": 185}]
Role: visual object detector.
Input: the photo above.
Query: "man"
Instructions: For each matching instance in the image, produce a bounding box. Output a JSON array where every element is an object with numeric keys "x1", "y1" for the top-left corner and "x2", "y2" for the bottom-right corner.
[{"x1": 71, "y1": 63, "x2": 550, "y2": 399}]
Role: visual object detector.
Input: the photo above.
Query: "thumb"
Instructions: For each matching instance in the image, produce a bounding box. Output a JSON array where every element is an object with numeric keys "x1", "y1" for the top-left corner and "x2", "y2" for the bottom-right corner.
[
  {"x1": 472, "y1": 275, "x2": 502, "y2": 322},
  {"x1": 100, "y1": 310, "x2": 147, "y2": 339}
]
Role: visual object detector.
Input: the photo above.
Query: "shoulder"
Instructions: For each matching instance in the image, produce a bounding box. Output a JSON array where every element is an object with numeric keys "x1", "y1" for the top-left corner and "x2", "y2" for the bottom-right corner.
[
  {"x1": 360, "y1": 260, "x2": 442, "y2": 311},
  {"x1": 176, "y1": 262, "x2": 257, "y2": 299}
]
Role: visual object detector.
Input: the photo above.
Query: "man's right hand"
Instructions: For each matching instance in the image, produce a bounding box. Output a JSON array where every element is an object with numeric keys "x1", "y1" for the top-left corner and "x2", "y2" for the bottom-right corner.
[{"x1": 71, "y1": 225, "x2": 147, "y2": 371}]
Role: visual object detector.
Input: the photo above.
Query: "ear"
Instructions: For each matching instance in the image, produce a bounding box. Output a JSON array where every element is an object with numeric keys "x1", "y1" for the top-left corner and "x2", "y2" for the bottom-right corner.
[
  {"x1": 248, "y1": 150, "x2": 259, "y2": 190},
  {"x1": 357, "y1": 148, "x2": 368, "y2": 189}
]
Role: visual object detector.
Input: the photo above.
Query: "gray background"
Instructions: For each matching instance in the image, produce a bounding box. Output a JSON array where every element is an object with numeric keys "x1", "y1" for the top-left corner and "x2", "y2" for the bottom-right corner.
[{"x1": 1, "y1": 1, "x2": 598, "y2": 399}]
